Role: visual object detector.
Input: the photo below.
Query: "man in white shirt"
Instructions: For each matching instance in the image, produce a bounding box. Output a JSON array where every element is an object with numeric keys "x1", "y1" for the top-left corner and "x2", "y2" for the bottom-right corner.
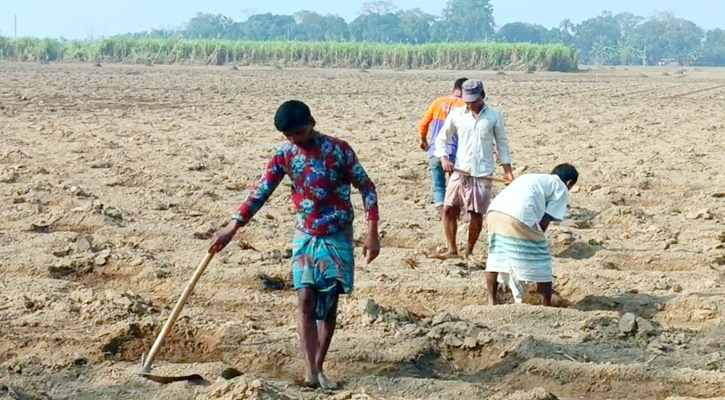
[
  {"x1": 484, "y1": 163, "x2": 579, "y2": 306},
  {"x1": 433, "y1": 79, "x2": 514, "y2": 260}
]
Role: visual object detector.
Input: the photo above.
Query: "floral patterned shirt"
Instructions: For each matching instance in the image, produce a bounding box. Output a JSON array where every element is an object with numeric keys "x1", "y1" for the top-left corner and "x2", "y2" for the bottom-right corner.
[{"x1": 232, "y1": 134, "x2": 379, "y2": 236}]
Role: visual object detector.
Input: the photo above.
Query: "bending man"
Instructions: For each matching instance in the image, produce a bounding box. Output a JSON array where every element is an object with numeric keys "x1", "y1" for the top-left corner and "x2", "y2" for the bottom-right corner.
[{"x1": 485, "y1": 163, "x2": 579, "y2": 306}]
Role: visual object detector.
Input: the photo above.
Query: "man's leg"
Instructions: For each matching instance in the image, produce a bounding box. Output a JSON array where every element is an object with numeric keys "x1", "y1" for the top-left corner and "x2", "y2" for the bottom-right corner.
[
  {"x1": 486, "y1": 272, "x2": 499, "y2": 305},
  {"x1": 429, "y1": 157, "x2": 447, "y2": 220},
  {"x1": 537, "y1": 282, "x2": 553, "y2": 306},
  {"x1": 465, "y1": 212, "x2": 484, "y2": 259},
  {"x1": 442, "y1": 205, "x2": 460, "y2": 257},
  {"x1": 465, "y1": 179, "x2": 492, "y2": 259},
  {"x1": 315, "y1": 288, "x2": 340, "y2": 389},
  {"x1": 439, "y1": 174, "x2": 462, "y2": 258},
  {"x1": 297, "y1": 287, "x2": 320, "y2": 386}
]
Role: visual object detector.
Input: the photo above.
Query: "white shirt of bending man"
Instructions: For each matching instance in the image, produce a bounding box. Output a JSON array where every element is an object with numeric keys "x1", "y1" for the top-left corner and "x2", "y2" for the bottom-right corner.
[
  {"x1": 433, "y1": 80, "x2": 512, "y2": 179},
  {"x1": 488, "y1": 173, "x2": 570, "y2": 230}
]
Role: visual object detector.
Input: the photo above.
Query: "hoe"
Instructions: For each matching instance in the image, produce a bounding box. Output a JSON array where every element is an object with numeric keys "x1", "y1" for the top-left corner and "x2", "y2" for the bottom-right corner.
[{"x1": 138, "y1": 252, "x2": 215, "y2": 384}]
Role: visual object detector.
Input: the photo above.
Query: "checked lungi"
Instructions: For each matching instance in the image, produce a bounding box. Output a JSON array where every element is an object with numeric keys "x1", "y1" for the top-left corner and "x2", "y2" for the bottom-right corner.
[{"x1": 291, "y1": 226, "x2": 355, "y2": 319}]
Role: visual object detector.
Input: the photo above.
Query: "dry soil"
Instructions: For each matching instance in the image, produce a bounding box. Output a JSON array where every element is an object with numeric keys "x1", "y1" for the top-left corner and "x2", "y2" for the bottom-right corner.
[{"x1": 1, "y1": 62, "x2": 725, "y2": 399}]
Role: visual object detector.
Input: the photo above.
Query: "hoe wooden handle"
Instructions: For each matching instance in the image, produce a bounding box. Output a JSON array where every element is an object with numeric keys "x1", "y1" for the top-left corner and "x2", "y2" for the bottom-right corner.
[{"x1": 140, "y1": 252, "x2": 215, "y2": 373}]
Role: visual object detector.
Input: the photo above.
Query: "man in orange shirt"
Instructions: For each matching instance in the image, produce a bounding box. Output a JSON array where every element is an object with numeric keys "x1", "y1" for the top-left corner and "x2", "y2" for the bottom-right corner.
[{"x1": 418, "y1": 78, "x2": 467, "y2": 218}]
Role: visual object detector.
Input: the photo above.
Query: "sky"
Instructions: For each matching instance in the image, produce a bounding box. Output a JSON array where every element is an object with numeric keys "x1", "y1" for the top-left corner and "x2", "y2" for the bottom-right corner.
[{"x1": 0, "y1": 0, "x2": 720, "y2": 39}]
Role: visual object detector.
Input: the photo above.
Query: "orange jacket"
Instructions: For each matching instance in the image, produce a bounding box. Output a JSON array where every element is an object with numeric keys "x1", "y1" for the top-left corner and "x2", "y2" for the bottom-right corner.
[{"x1": 418, "y1": 94, "x2": 464, "y2": 159}]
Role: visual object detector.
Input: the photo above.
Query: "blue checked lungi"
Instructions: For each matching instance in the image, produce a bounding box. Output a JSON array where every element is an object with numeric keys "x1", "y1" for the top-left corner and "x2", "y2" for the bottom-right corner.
[{"x1": 292, "y1": 226, "x2": 355, "y2": 320}]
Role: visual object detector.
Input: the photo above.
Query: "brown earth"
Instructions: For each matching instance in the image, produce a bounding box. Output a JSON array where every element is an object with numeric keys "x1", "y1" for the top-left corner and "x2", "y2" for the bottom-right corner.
[{"x1": 1, "y1": 62, "x2": 725, "y2": 400}]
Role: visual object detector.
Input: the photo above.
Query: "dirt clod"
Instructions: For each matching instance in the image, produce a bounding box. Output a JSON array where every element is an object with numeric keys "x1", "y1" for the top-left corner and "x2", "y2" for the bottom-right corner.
[
  {"x1": 619, "y1": 313, "x2": 637, "y2": 334},
  {"x1": 76, "y1": 234, "x2": 94, "y2": 252},
  {"x1": 636, "y1": 317, "x2": 659, "y2": 336},
  {"x1": 258, "y1": 274, "x2": 288, "y2": 291},
  {"x1": 221, "y1": 367, "x2": 243, "y2": 380}
]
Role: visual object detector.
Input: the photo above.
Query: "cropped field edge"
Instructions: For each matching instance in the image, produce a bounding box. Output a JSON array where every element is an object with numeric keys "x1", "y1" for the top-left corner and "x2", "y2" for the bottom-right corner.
[{"x1": 0, "y1": 37, "x2": 579, "y2": 72}]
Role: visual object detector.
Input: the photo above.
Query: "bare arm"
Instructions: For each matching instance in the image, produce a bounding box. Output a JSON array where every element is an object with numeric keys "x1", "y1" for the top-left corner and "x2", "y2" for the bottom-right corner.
[
  {"x1": 209, "y1": 152, "x2": 286, "y2": 253},
  {"x1": 344, "y1": 146, "x2": 380, "y2": 264},
  {"x1": 539, "y1": 213, "x2": 555, "y2": 233}
]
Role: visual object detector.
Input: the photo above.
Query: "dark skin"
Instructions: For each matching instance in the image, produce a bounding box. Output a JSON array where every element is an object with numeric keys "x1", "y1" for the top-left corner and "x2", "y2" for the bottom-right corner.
[
  {"x1": 486, "y1": 178, "x2": 576, "y2": 307},
  {"x1": 438, "y1": 95, "x2": 514, "y2": 259},
  {"x1": 209, "y1": 119, "x2": 380, "y2": 389}
]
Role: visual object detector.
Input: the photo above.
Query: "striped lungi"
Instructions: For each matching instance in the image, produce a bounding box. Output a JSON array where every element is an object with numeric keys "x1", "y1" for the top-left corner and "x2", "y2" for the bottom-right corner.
[{"x1": 485, "y1": 211, "x2": 554, "y2": 285}]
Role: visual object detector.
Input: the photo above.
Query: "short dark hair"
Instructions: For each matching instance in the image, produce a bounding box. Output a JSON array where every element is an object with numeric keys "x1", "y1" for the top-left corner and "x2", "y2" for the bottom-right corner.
[
  {"x1": 551, "y1": 163, "x2": 578, "y2": 185},
  {"x1": 274, "y1": 100, "x2": 313, "y2": 132},
  {"x1": 454, "y1": 78, "x2": 468, "y2": 90}
]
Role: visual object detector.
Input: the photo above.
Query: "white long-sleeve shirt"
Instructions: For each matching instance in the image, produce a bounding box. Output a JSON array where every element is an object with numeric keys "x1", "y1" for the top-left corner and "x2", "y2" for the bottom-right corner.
[{"x1": 433, "y1": 104, "x2": 512, "y2": 177}]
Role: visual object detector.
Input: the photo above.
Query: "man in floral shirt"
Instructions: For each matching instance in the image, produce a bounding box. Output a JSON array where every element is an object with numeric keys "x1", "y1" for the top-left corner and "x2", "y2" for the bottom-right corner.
[{"x1": 209, "y1": 100, "x2": 380, "y2": 390}]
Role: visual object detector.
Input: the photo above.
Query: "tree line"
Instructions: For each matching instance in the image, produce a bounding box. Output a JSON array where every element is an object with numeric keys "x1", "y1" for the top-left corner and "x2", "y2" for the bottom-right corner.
[{"x1": 116, "y1": 1, "x2": 725, "y2": 66}]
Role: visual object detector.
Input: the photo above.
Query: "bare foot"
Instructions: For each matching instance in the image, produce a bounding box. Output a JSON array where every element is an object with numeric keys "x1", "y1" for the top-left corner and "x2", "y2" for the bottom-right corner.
[
  {"x1": 302, "y1": 374, "x2": 320, "y2": 388},
  {"x1": 431, "y1": 251, "x2": 461, "y2": 260},
  {"x1": 318, "y1": 372, "x2": 338, "y2": 390}
]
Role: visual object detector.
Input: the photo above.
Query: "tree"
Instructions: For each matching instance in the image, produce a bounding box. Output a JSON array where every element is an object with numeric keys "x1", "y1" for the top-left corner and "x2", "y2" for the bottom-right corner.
[
  {"x1": 574, "y1": 11, "x2": 624, "y2": 64},
  {"x1": 396, "y1": 8, "x2": 435, "y2": 43},
  {"x1": 559, "y1": 19, "x2": 575, "y2": 35},
  {"x1": 294, "y1": 11, "x2": 328, "y2": 41},
  {"x1": 240, "y1": 9, "x2": 258, "y2": 21},
  {"x1": 112, "y1": 6, "x2": 725, "y2": 67},
  {"x1": 351, "y1": 0, "x2": 403, "y2": 42},
  {"x1": 615, "y1": 12, "x2": 644, "y2": 39},
  {"x1": 323, "y1": 15, "x2": 350, "y2": 41},
  {"x1": 349, "y1": 13, "x2": 402, "y2": 42},
  {"x1": 702, "y1": 29, "x2": 725, "y2": 65},
  {"x1": 591, "y1": 35, "x2": 616, "y2": 65},
  {"x1": 433, "y1": 0, "x2": 495, "y2": 42},
  {"x1": 662, "y1": 18, "x2": 704, "y2": 65},
  {"x1": 241, "y1": 13, "x2": 296, "y2": 40},
  {"x1": 616, "y1": 39, "x2": 642, "y2": 65},
  {"x1": 631, "y1": 14, "x2": 704, "y2": 65},
  {"x1": 185, "y1": 13, "x2": 235, "y2": 38},
  {"x1": 496, "y1": 22, "x2": 548, "y2": 43},
  {"x1": 294, "y1": 12, "x2": 349, "y2": 41},
  {"x1": 359, "y1": 1, "x2": 397, "y2": 16},
  {"x1": 631, "y1": 20, "x2": 668, "y2": 64},
  {"x1": 557, "y1": 19, "x2": 575, "y2": 45}
]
